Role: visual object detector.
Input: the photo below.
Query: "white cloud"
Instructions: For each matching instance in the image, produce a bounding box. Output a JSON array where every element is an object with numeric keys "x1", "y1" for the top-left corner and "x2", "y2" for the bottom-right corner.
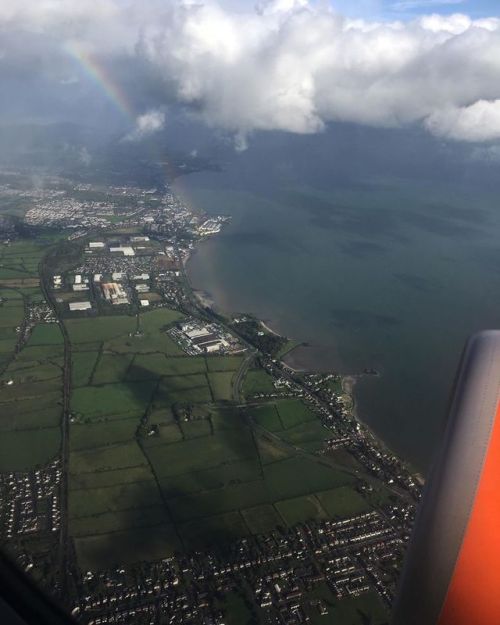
[
  {"x1": 125, "y1": 109, "x2": 166, "y2": 141},
  {"x1": 79, "y1": 146, "x2": 92, "y2": 165},
  {"x1": 2, "y1": 1, "x2": 500, "y2": 144},
  {"x1": 425, "y1": 100, "x2": 500, "y2": 142},
  {"x1": 418, "y1": 12, "x2": 472, "y2": 33}
]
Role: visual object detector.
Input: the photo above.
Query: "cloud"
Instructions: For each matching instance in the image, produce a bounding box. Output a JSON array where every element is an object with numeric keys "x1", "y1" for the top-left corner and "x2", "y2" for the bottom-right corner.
[
  {"x1": 79, "y1": 146, "x2": 92, "y2": 165},
  {"x1": 425, "y1": 100, "x2": 500, "y2": 142},
  {"x1": 125, "y1": 109, "x2": 165, "y2": 141},
  {"x1": 470, "y1": 144, "x2": 500, "y2": 162},
  {"x1": 2, "y1": 1, "x2": 500, "y2": 145}
]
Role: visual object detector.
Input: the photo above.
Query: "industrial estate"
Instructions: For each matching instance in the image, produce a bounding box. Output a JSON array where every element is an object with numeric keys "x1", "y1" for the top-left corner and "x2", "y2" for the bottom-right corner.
[{"x1": 0, "y1": 169, "x2": 420, "y2": 625}]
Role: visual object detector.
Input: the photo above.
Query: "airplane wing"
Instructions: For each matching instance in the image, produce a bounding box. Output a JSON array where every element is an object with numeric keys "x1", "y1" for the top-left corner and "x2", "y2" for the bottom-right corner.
[{"x1": 392, "y1": 330, "x2": 500, "y2": 625}]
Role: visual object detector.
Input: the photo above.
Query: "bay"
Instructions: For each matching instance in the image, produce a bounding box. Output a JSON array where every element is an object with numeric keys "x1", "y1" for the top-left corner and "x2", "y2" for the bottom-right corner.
[{"x1": 173, "y1": 131, "x2": 500, "y2": 473}]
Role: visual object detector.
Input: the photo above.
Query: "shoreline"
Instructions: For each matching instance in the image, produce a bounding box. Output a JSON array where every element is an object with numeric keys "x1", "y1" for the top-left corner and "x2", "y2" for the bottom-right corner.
[
  {"x1": 344, "y1": 374, "x2": 425, "y2": 483},
  {"x1": 192, "y1": 288, "x2": 216, "y2": 310},
  {"x1": 184, "y1": 223, "x2": 421, "y2": 481},
  {"x1": 260, "y1": 320, "x2": 280, "y2": 336}
]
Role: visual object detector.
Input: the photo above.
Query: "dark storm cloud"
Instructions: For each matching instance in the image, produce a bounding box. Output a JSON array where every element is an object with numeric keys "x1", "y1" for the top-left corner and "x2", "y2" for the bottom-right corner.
[{"x1": 1, "y1": 1, "x2": 500, "y2": 145}]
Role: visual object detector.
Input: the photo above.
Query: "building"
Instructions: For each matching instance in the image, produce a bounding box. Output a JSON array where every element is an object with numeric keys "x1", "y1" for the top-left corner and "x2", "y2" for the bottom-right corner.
[
  {"x1": 140, "y1": 299, "x2": 150, "y2": 307},
  {"x1": 88, "y1": 241, "x2": 105, "y2": 249},
  {"x1": 135, "y1": 284, "x2": 150, "y2": 293},
  {"x1": 180, "y1": 322, "x2": 228, "y2": 354},
  {"x1": 130, "y1": 236, "x2": 150, "y2": 243},
  {"x1": 112, "y1": 272, "x2": 124, "y2": 281},
  {"x1": 199, "y1": 218, "x2": 222, "y2": 235},
  {"x1": 205, "y1": 342, "x2": 223, "y2": 353},
  {"x1": 69, "y1": 301, "x2": 92, "y2": 311},
  {"x1": 93, "y1": 274, "x2": 102, "y2": 283},
  {"x1": 191, "y1": 333, "x2": 219, "y2": 346},
  {"x1": 72, "y1": 283, "x2": 89, "y2": 292},
  {"x1": 110, "y1": 246, "x2": 135, "y2": 256},
  {"x1": 101, "y1": 282, "x2": 129, "y2": 305},
  {"x1": 185, "y1": 327, "x2": 211, "y2": 340}
]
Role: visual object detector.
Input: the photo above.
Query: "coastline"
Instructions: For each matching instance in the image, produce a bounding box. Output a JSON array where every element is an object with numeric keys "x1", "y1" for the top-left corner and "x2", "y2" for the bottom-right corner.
[
  {"x1": 260, "y1": 320, "x2": 280, "y2": 336},
  {"x1": 192, "y1": 288, "x2": 216, "y2": 310},
  {"x1": 184, "y1": 222, "x2": 421, "y2": 482},
  {"x1": 345, "y1": 374, "x2": 425, "y2": 484}
]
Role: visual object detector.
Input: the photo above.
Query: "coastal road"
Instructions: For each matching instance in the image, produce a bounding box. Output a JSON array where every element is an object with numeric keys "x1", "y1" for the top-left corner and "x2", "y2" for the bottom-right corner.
[{"x1": 232, "y1": 352, "x2": 255, "y2": 403}]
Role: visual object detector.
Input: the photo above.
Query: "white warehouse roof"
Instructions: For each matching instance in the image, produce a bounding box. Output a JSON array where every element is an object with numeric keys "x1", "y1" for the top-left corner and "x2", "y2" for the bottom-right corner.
[{"x1": 69, "y1": 301, "x2": 92, "y2": 311}]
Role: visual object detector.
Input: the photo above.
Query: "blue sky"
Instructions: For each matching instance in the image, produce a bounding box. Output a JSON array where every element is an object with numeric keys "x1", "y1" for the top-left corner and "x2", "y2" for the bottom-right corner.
[
  {"x1": 372, "y1": 0, "x2": 499, "y2": 20},
  {"x1": 221, "y1": 0, "x2": 499, "y2": 20},
  {"x1": 333, "y1": 0, "x2": 499, "y2": 20}
]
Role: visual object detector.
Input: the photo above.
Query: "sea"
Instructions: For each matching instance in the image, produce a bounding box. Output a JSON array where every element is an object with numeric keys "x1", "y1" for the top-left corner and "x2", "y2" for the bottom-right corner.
[{"x1": 173, "y1": 127, "x2": 500, "y2": 473}]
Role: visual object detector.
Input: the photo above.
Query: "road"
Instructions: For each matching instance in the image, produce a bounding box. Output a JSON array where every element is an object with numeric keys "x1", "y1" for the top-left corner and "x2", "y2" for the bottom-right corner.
[
  {"x1": 232, "y1": 351, "x2": 255, "y2": 402},
  {"x1": 39, "y1": 250, "x2": 72, "y2": 601}
]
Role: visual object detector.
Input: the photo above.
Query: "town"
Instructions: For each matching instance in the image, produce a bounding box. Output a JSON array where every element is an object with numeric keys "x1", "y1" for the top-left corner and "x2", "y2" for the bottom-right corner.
[{"x1": 0, "y1": 170, "x2": 420, "y2": 625}]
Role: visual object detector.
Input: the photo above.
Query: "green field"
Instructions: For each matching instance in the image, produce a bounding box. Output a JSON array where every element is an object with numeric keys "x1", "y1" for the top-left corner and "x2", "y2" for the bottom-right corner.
[
  {"x1": 275, "y1": 494, "x2": 327, "y2": 525},
  {"x1": 70, "y1": 418, "x2": 139, "y2": 451},
  {"x1": 179, "y1": 511, "x2": 250, "y2": 550},
  {"x1": 28, "y1": 323, "x2": 63, "y2": 345},
  {"x1": 316, "y1": 486, "x2": 371, "y2": 518},
  {"x1": 179, "y1": 419, "x2": 212, "y2": 439},
  {"x1": 0, "y1": 405, "x2": 61, "y2": 431},
  {"x1": 71, "y1": 351, "x2": 99, "y2": 387},
  {"x1": 207, "y1": 371, "x2": 234, "y2": 400},
  {"x1": 206, "y1": 355, "x2": 245, "y2": 372},
  {"x1": 103, "y1": 332, "x2": 185, "y2": 356},
  {"x1": 0, "y1": 305, "x2": 24, "y2": 327},
  {"x1": 69, "y1": 480, "x2": 163, "y2": 518},
  {"x1": 0, "y1": 249, "x2": 64, "y2": 472},
  {"x1": 248, "y1": 403, "x2": 282, "y2": 431},
  {"x1": 69, "y1": 465, "x2": 154, "y2": 490},
  {"x1": 242, "y1": 504, "x2": 283, "y2": 534},
  {"x1": 58, "y1": 285, "x2": 386, "y2": 584},
  {"x1": 275, "y1": 398, "x2": 318, "y2": 428},
  {"x1": 249, "y1": 398, "x2": 330, "y2": 452},
  {"x1": 74, "y1": 524, "x2": 181, "y2": 570},
  {"x1": 91, "y1": 353, "x2": 135, "y2": 384},
  {"x1": 16, "y1": 344, "x2": 64, "y2": 361},
  {"x1": 138, "y1": 308, "x2": 184, "y2": 333},
  {"x1": 142, "y1": 426, "x2": 256, "y2": 478},
  {"x1": 71, "y1": 381, "x2": 156, "y2": 420},
  {"x1": 69, "y1": 441, "x2": 148, "y2": 474},
  {"x1": 69, "y1": 506, "x2": 170, "y2": 537},
  {"x1": 0, "y1": 427, "x2": 60, "y2": 471},
  {"x1": 0, "y1": 378, "x2": 61, "y2": 402},
  {"x1": 66, "y1": 315, "x2": 137, "y2": 344},
  {"x1": 243, "y1": 368, "x2": 276, "y2": 396},
  {"x1": 2, "y1": 360, "x2": 62, "y2": 384}
]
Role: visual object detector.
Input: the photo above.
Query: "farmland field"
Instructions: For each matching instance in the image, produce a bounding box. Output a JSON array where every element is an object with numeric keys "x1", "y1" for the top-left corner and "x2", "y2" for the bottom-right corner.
[
  {"x1": 0, "y1": 242, "x2": 393, "y2": 606},
  {"x1": 0, "y1": 187, "x2": 401, "y2": 625},
  {"x1": 73, "y1": 524, "x2": 181, "y2": 569},
  {"x1": 0, "y1": 428, "x2": 61, "y2": 471},
  {"x1": 242, "y1": 368, "x2": 276, "y2": 396},
  {"x1": 0, "y1": 246, "x2": 63, "y2": 472}
]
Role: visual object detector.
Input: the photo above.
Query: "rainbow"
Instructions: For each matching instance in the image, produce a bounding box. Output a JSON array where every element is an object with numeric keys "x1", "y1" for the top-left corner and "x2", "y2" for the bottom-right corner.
[
  {"x1": 65, "y1": 41, "x2": 181, "y2": 185},
  {"x1": 65, "y1": 41, "x2": 134, "y2": 119}
]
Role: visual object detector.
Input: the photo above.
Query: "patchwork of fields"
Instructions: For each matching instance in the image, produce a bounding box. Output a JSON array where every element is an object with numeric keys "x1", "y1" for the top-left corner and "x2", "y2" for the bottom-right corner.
[
  {"x1": 62, "y1": 309, "x2": 372, "y2": 569},
  {"x1": 0, "y1": 239, "x2": 388, "y2": 583},
  {"x1": 0, "y1": 240, "x2": 63, "y2": 471}
]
